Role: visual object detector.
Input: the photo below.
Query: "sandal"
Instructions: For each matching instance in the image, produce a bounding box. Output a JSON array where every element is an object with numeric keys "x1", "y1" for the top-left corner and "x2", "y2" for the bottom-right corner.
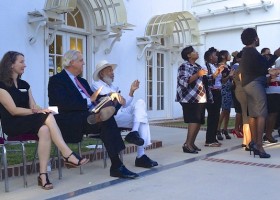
[
  {"x1": 38, "y1": 173, "x2": 53, "y2": 190},
  {"x1": 63, "y1": 152, "x2": 89, "y2": 168}
]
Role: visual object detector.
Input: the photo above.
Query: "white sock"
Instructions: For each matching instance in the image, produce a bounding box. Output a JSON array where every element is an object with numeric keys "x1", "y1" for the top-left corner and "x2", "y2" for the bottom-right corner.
[
  {"x1": 137, "y1": 146, "x2": 145, "y2": 158},
  {"x1": 132, "y1": 122, "x2": 140, "y2": 132}
]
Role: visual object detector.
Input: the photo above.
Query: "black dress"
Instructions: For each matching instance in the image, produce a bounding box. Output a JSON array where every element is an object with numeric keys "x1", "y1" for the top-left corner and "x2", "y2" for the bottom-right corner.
[{"x1": 0, "y1": 79, "x2": 49, "y2": 136}]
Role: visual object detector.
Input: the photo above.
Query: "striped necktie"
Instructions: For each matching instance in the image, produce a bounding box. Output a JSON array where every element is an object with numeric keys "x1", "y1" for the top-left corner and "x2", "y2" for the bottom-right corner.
[{"x1": 74, "y1": 77, "x2": 91, "y2": 98}]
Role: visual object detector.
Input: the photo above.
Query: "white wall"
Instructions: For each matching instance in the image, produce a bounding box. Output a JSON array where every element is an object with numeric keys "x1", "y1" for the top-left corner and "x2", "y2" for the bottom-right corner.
[{"x1": 0, "y1": 0, "x2": 47, "y2": 106}]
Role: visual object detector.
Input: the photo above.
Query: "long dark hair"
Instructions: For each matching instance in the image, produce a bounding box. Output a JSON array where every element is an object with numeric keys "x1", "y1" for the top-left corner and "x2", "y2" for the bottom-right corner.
[{"x1": 0, "y1": 51, "x2": 24, "y2": 87}]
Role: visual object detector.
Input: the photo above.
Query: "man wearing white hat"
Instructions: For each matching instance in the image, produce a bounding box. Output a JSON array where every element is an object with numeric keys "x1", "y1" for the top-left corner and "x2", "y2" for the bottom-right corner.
[
  {"x1": 49, "y1": 50, "x2": 139, "y2": 178},
  {"x1": 91, "y1": 60, "x2": 158, "y2": 168}
]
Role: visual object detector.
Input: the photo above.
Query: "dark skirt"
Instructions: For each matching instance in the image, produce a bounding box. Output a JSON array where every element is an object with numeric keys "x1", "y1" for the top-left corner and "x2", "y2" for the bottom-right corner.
[
  {"x1": 2, "y1": 113, "x2": 49, "y2": 136},
  {"x1": 180, "y1": 102, "x2": 206, "y2": 124}
]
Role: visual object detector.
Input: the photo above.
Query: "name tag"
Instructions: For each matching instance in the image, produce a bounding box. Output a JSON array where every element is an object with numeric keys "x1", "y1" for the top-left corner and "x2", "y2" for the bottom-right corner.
[{"x1": 19, "y1": 89, "x2": 28, "y2": 92}]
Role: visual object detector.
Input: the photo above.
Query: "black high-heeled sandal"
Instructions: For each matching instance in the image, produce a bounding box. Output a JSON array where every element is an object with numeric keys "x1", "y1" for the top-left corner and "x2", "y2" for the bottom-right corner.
[
  {"x1": 63, "y1": 152, "x2": 89, "y2": 168},
  {"x1": 248, "y1": 141, "x2": 258, "y2": 155},
  {"x1": 38, "y1": 173, "x2": 53, "y2": 190}
]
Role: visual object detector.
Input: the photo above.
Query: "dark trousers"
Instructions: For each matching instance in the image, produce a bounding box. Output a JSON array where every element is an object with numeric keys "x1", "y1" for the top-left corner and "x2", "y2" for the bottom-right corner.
[
  {"x1": 205, "y1": 89, "x2": 222, "y2": 143},
  {"x1": 56, "y1": 111, "x2": 125, "y2": 169},
  {"x1": 83, "y1": 115, "x2": 125, "y2": 167}
]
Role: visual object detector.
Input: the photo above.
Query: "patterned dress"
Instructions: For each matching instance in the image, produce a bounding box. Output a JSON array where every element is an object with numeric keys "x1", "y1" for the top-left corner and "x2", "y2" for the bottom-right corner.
[
  {"x1": 221, "y1": 67, "x2": 233, "y2": 111},
  {"x1": 175, "y1": 61, "x2": 213, "y2": 104}
]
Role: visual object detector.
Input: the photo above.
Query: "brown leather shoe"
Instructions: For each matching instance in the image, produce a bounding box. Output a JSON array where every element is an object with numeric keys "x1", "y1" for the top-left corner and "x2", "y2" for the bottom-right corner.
[{"x1": 87, "y1": 106, "x2": 115, "y2": 124}]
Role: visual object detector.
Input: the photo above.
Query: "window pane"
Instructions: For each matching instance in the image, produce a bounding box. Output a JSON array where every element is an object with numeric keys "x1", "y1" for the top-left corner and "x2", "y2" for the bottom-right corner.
[
  {"x1": 56, "y1": 35, "x2": 63, "y2": 54},
  {"x1": 56, "y1": 56, "x2": 63, "y2": 73},
  {"x1": 75, "y1": 10, "x2": 84, "y2": 28},
  {"x1": 66, "y1": 8, "x2": 84, "y2": 29},
  {"x1": 49, "y1": 56, "x2": 54, "y2": 76},
  {"x1": 149, "y1": 81, "x2": 153, "y2": 95},
  {"x1": 49, "y1": 39, "x2": 54, "y2": 54},
  {"x1": 77, "y1": 38, "x2": 83, "y2": 53},
  {"x1": 157, "y1": 68, "x2": 161, "y2": 81},
  {"x1": 157, "y1": 97, "x2": 160, "y2": 110},
  {"x1": 148, "y1": 96, "x2": 152, "y2": 110},
  {"x1": 70, "y1": 37, "x2": 76, "y2": 50},
  {"x1": 149, "y1": 66, "x2": 153, "y2": 80},
  {"x1": 157, "y1": 82, "x2": 160, "y2": 95},
  {"x1": 67, "y1": 14, "x2": 75, "y2": 27}
]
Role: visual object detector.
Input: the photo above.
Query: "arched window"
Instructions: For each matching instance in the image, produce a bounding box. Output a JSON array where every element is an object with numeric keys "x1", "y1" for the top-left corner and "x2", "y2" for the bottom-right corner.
[{"x1": 66, "y1": 7, "x2": 84, "y2": 28}]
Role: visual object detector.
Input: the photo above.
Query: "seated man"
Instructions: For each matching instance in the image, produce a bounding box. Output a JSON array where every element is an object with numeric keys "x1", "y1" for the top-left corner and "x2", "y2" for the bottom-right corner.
[
  {"x1": 91, "y1": 60, "x2": 158, "y2": 168},
  {"x1": 48, "y1": 50, "x2": 141, "y2": 179}
]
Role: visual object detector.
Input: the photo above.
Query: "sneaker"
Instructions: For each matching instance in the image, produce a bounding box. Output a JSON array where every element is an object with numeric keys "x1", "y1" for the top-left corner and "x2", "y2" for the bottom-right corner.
[
  {"x1": 216, "y1": 130, "x2": 223, "y2": 140},
  {"x1": 135, "y1": 155, "x2": 158, "y2": 168}
]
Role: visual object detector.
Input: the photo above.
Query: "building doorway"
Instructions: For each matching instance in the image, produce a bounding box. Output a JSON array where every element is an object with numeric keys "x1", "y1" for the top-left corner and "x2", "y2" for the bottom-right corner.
[{"x1": 146, "y1": 50, "x2": 169, "y2": 119}]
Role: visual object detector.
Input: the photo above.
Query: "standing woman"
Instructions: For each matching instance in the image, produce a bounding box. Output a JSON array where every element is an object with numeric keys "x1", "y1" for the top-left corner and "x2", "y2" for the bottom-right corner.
[
  {"x1": 216, "y1": 50, "x2": 234, "y2": 140},
  {"x1": 176, "y1": 46, "x2": 211, "y2": 153},
  {"x1": 232, "y1": 51, "x2": 252, "y2": 150},
  {"x1": 239, "y1": 28, "x2": 280, "y2": 158},
  {"x1": 204, "y1": 47, "x2": 224, "y2": 147},
  {"x1": 0, "y1": 51, "x2": 89, "y2": 190}
]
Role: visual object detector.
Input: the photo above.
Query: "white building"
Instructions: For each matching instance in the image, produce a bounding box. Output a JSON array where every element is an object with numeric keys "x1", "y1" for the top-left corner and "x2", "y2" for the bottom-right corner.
[{"x1": 0, "y1": 0, "x2": 279, "y2": 120}]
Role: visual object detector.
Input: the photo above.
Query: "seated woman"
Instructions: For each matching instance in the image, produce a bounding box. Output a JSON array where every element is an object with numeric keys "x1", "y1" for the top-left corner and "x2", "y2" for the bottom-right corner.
[{"x1": 0, "y1": 51, "x2": 89, "y2": 190}]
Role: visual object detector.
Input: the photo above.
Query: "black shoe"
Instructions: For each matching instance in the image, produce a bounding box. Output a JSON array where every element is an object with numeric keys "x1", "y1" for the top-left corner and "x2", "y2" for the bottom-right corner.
[
  {"x1": 216, "y1": 130, "x2": 223, "y2": 140},
  {"x1": 258, "y1": 151, "x2": 271, "y2": 158},
  {"x1": 222, "y1": 129, "x2": 231, "y2": 139},
  {"x1": 182, "y1": 144, "x2": 198, "y2": 154},
  {"x1": 248, "y1": 141, "x2": 259, "y2": 156},
  {"x1": 135, "y1": 155, "x2": 158, "y2": 168},
  {"x1": 110, "y1": 165, "x2": 139, "y2": 179},
  {"x1": 244, "y1": 147, "x2": 250, "y2": 151},
  {"x1": 263, "y1": 135, "x2": 278, "y2": 143},
  {"x1": 124, "y1": 131, "x2": 144, "y2": 146},
  {"x1": 192, "y1": 144, "x2": 201, "y2": 151}
]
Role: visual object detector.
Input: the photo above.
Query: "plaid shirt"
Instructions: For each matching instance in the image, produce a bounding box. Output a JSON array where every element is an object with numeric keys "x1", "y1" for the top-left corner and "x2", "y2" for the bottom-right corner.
[{"x1": 175, "y1": 61, "x2": 213, "y2": 103}]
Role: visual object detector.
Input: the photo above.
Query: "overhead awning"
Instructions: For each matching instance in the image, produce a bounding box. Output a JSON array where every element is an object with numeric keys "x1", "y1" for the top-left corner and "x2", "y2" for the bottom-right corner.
[
  {"x1": 89, "y1": 0, "x2": 133, "y2": 34},
  {"x1": 145, "y1": 11, "x2": 200, "y2": 47}
]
